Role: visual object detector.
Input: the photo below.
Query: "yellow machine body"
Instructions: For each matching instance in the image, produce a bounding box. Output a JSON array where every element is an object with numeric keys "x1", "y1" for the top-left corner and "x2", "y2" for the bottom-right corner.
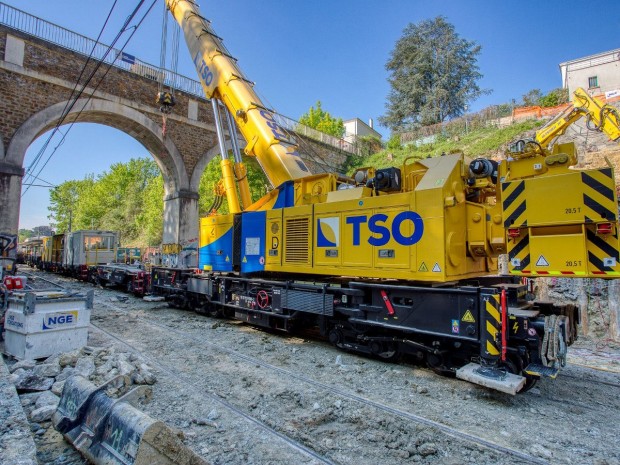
[
  {"x1": 501, "y1": 150, "x2": 620, "y2": 277},
  {"x1": 168, "y1": 0, "x2": 620, "y2": 283}
]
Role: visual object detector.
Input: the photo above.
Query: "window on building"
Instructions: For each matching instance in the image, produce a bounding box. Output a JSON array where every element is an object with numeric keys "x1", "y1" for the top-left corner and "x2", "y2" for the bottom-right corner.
[{"x1": 588, "y1": 76, "x2": 599, "y2": 89}]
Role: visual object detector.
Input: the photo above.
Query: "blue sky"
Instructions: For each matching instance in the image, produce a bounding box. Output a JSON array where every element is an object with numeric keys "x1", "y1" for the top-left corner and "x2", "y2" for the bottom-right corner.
[{"x1": 6, "y1": 0, "x2": 620, "y2": 229}]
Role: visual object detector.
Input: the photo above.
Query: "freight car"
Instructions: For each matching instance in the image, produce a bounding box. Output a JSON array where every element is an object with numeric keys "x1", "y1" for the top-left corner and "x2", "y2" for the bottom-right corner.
[
  {"x1": 33, "y1": 230, "x2": 151, "y2": 295},
  {"x1": 38, "y1": 230, "x2": 118, "y2": 281}
]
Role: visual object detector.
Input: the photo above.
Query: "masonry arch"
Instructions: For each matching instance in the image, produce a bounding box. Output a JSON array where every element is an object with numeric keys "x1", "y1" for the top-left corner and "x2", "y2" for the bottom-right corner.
[
  {"x1": 7, "y1": 98, "x2": 189, "y2": 194},
  {"x1": 5, "y1": 98, "x2": 199, "y2": 260}
]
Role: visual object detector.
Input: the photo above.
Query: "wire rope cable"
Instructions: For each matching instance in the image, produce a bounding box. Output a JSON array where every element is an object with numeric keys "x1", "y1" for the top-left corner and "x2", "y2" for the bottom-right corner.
[
  {"x1": 22, "y1": 0, "x2": 120, "y2": 192},
  {"x1": 22, "y1": 0, "x2": 158, "y2": 197}
]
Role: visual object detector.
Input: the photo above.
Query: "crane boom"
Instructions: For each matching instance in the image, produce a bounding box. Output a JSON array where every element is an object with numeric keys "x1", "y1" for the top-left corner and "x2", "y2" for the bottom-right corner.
[{"x1": 166, "y1": 0, "x2": 311, "y2": 192}]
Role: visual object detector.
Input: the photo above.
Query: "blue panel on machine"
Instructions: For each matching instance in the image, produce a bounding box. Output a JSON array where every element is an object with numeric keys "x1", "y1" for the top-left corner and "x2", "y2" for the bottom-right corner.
[
  {"x1": 273, "y1": 181, "x2": 295, "y2": 209},
  {"x1": 241, "y1": 211, "x2": 266, "y2": 273},
  {"x1": 199, "y1": 227, "x2": 234, "y2": 272}
]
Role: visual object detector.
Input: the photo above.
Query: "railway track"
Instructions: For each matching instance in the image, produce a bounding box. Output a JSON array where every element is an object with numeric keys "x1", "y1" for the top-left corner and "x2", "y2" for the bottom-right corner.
[
  {"x1": 90, "y1": 320, "x2": 336, "y2": 465},
  {"x1": 21, "y1": 270, "x2": 620, "y2": 463},
  {"x1": 95, "y1": 298, "x2": 547, "y2": 465}
]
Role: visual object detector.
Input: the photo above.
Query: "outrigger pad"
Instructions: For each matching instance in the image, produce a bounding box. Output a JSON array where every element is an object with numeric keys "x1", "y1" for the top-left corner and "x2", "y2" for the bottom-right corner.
[
  {"x1": 53, "y1": 375, "x2": 208, "y2": 465},
  {"x1": 456, "y1": 363, "x2": 526, "y2": 395}
]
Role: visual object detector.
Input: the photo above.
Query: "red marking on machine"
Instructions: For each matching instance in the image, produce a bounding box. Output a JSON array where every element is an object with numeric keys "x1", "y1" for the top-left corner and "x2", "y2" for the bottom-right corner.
[
  {"x1": 501, "y1": 289, "x2": 507, "y2": 362},
  {"x1": 380, "y1": 290, "x2": 395, "y2": 316}
]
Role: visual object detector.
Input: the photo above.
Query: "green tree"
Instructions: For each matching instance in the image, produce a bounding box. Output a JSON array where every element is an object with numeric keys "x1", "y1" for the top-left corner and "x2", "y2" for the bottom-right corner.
[
  {"x1": 521, "y1": 89, "x2": 543, "y2": 107},
  {"x1": 47, "y1": 158, "x2": 163, "y2": 245},
  {"x1": 18, "y1": 229, "x2": 33, "y2": 243},
  {"x1": 48, "y1": 178, "x2": 95, "y2": 232},
  {"x1": 135, "y1": 174, "x2": 164, "y2": 245},
  {"x1": 299, "y1": 101, "x2": 345, "y2": 138},
  {"x1": 539, "y1": 88, "x2": 569, "y2": 107},
  {"x1": 199, "y1": 155, "x2": 269, "y2": 215},
  {"x1": 380, "y1": 16, "x2": 487, "y2": 131}
]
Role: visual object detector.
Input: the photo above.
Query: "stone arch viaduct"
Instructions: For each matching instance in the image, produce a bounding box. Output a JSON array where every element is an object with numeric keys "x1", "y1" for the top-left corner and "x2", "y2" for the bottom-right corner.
[{"x1": 0, "y1": 6, "x2": 353, "y2": 266}]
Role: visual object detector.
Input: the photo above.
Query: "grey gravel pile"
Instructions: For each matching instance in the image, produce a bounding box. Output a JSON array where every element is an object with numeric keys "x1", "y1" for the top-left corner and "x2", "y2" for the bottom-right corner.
[{"x1": 7, "y1": 345, "x2": 157, "y2": 427}]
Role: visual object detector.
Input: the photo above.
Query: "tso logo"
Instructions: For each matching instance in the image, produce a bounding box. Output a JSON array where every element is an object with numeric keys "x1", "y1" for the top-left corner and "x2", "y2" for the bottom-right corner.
[
  {"x1": 346, "y1": 211, "x2": 424, "y2": 247},
  {"x1": 193, "y1": 52, "x2": 214, "y2": 86},
  {"x1": 42, "y1": 311, "x2": 79, "y2": 331}
]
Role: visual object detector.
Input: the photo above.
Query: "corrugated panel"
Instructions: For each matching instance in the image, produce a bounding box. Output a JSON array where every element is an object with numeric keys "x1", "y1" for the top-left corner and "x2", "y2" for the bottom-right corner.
[
  {"x1": 281, "y1": 289, "x2": 333, "y2": 316},
  {"x1": 285, "y1": 217, "x2": 309, "y2": 264}
]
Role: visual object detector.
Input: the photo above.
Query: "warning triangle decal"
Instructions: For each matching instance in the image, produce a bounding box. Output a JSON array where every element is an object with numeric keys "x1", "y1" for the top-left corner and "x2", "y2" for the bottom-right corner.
[
  {"x1": 418, "y1": 262, "x2": 428, "y2": 272},
  {"x1": 242, "y1": 256, "x2": 248, "y2": 263},
  {"x1": 432, "y1": 263, "x2": 441, "y2": 272},
  {"x1": 535, "y1": 255, "x2": 549, "y2": 267},
  {"x1": 462, "y1": 310, "x2": 476, "y2": 323}
]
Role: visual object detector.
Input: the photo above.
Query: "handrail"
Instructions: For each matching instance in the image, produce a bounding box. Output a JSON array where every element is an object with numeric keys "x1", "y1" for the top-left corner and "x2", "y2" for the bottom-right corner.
[{"x1": 0, "y1": 1, "x2": 361, "y2": 155}]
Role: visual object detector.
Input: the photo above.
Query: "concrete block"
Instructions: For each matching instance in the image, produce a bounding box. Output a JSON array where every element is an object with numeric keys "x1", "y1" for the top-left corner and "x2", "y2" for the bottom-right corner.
[{"x1": 456, "y1": 362, "x2": 526, "y2": 395}]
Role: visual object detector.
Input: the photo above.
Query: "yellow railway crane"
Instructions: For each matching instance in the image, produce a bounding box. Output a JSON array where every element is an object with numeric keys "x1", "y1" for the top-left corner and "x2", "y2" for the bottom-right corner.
[{"x1": 159, "y1": 0, "x2": 620, "y2": 393}]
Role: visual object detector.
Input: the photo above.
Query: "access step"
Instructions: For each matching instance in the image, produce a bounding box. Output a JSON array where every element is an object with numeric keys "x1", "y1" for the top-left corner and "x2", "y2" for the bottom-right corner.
[
  {"x1": 456, "y1": 363, "x2": 526, "y2": 395},
  {"x1": 524, "y1": 363, "x2": 560, "y2": 379}
]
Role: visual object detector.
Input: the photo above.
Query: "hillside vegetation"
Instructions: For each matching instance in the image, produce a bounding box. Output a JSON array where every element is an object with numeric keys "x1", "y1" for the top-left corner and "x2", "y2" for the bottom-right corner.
[{"x1": 348, "y1": 119, "x2": 544, "y2": 173}]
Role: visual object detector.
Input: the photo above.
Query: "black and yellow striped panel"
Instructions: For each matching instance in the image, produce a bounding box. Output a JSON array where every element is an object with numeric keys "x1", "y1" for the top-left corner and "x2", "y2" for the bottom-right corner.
[
  {"x1": 508, "y1": 231, "x2": 530, "y2": 273},
  {"x1": 502, "y1": 181, "x2": 528, "y2": 228},
  {"x1": 587, "y1": 227, "x2": 620, "y2": 275},
  {"x1": 581, "y1": 169, "x2": 617, "y2": 223},
  {"x1": 483, "y1": 295, "x2": 501, "y2": 358}
]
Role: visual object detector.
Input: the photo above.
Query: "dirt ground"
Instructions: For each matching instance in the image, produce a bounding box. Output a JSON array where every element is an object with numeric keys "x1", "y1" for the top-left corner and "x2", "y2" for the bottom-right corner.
[{"x1": 4, "y1": 270, "x2": 619, "y2": 465}]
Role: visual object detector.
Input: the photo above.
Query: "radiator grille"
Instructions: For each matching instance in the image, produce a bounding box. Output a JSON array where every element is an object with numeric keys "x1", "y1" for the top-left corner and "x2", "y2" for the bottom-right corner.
[{"x1": 285, "y1": 217, "x2": 310, "y2": 264}]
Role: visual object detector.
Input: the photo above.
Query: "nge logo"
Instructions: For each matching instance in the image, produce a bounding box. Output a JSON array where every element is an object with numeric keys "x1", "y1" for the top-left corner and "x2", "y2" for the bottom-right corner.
[{"x1": 42, "y1": 311, "x2": 79, "y2": 331}]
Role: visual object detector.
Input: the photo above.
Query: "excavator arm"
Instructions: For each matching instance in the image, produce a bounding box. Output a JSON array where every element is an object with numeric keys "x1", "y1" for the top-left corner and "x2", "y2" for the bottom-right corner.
[{"x1": 535, "y1": 87, "x2": 620, "y2": 149}]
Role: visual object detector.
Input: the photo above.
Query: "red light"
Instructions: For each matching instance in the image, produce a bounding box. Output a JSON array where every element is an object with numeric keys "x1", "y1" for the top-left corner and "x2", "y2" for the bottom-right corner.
[
  {"x1": 508, "y1": 228, "x2": 520, "y2": 238},
  {"x1": 596, "y1": 223, "x2": 613, "y2": 235}
]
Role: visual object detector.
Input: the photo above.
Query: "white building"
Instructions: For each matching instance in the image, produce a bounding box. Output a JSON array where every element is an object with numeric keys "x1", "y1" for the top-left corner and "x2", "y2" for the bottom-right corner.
[
  {"x1": 559, "y1": 48, "x2": 620, "y2": 100},
  {"x1": 343, "y1": 118, "x2": 382, "y2": 143}
]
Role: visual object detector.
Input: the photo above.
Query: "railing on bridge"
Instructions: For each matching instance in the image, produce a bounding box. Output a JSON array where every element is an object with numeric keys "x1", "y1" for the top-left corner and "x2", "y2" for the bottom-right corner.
[{"x1": 0, "y1": 2, "x2": 363, "y2": 156}]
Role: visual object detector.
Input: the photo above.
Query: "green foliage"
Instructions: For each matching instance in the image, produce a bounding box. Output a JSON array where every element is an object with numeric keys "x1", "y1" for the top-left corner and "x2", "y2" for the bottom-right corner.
[
  {"x1": 520, "y1": 88, "x2": 570, "y2": 108},
  {"x1": 356, "y1": 135, "x2": 383, "y2": 157},
  {"x1": 380, "y1": 16, "x2": 487, "y2": 131},
  {"x1": 521, "y1": 89, "x2": 543, "y2": 107},
  {"x1": 48, "y1": 159, "x2": 163, "y2": 246},
  {"x1": 18, "y1": 229, "x2": 33, "y2": 243},
  {"x1": 299, "y1": 101, "x2": 345, "y2": 138},
  {"x1": 386, "y1": 134, "x2": 402, "y2": 151},
  {"x1": 539, "y1": 88, "x2": 569, "y2": 107},
  {"x1": 48, "y1": 178, "x2": 96, "y2": 233},
  {"x1": 348, "y1": 119, "x2": 544, "y2": 174},
  {"x1": 199, "y1": 155, "x2": 269, "y2": 215}
]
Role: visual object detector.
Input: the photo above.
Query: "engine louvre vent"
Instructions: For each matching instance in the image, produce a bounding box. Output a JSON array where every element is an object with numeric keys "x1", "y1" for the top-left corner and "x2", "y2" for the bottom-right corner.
[{"x1": 285, "y1": 217, "x2": 310, "y2": 264}]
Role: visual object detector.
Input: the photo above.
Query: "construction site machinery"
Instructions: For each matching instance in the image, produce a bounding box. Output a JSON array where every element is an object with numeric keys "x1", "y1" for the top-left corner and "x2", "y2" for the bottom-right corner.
[{"x1": 158, "y1": 0, "x2": 620, "y2": 393}]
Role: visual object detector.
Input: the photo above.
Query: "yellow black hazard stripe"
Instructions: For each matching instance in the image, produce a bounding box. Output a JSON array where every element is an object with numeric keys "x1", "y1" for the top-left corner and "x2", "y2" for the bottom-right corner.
[
  {"x1": 581, "y1": 169, "x2": 617, "y2": 223},
  {"x1": 587, "y1": 228, "x2": 620, "y2": 274},
  {"x1": 484, "y1": 295, "x2": 501, "y2": 357},
  {"x1": 502, "y1": 181, "x2": 527, "y2": 228},
  {"x1": 508, "y1": 231, "x2": 530, "y2": 272}
]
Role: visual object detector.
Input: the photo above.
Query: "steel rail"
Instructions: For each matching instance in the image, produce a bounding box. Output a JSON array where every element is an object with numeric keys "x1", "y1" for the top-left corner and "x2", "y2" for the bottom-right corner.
[
  {"x1": 89, "y1": 320, "x2": 336, "y2": 465},
  {"x1": 96, "y1": 298, "x2": 548, "y2": 465}
]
